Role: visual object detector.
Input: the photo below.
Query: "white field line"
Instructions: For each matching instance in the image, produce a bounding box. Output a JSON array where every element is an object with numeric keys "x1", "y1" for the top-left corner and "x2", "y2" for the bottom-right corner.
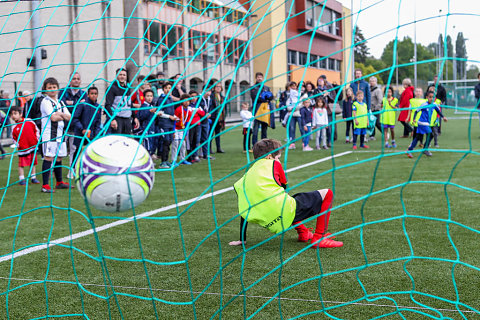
[
  {"x1": 0, "y1": 151, "x2": 352, "y2": 263},
  {"x1": 0, "y1": 276, "x2": 475, "y2": 314}
]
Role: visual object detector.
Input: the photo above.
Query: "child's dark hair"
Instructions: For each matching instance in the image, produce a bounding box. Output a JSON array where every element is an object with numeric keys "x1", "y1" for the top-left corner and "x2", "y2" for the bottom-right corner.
[
  {"x1": 180, "y1": 93, "x2": 190, "y2": 101},
  {"x1": 42, "y1": 77, "x2": 59, "y2": 91},
  {"x1": 188, "y1": 90, "x2": 198, "y2": 95},
  {"x1": 87, "y1": 86, "x2": 98, "y2": 94},
  {"x1": 253, "y1": 139, "x2": 283, "y2": 159},
  {"x1": 384, "y1": 86, "x2": 394, "y2": 95},
  {"x1": 143, "y1": 89, "x2": 154, "y2": 96},
  {"x1": 162, "y1": 82, "x2": 172, "y2": 89},
  {"x1": 315, "y1": 96, "x2": 325, "y2": 107},
  {"x1": 9, "y1": 105, "x2": 22, "y2": 115}
]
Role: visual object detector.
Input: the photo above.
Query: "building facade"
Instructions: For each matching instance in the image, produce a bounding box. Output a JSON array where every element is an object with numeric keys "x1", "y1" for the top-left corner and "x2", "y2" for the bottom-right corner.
[{"x1": 124, "y1": 0, "x2": 253, "y2": 113}]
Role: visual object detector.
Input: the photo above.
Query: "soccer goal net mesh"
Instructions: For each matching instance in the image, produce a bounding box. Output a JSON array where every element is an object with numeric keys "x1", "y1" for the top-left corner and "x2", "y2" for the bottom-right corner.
[{"x1": 0, "y1": 0, "x2": 479, "y2": 319}]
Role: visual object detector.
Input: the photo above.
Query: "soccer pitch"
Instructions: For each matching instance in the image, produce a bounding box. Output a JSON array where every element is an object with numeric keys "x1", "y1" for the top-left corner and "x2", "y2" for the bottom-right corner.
[{"x1": 1, "y1": 112, "x2": 480, "y2": 319}]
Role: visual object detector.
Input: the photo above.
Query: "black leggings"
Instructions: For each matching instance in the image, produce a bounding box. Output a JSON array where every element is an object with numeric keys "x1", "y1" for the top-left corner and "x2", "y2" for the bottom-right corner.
[{"x1": 345, "y1": 120, "x2": 353, "y2": 138}]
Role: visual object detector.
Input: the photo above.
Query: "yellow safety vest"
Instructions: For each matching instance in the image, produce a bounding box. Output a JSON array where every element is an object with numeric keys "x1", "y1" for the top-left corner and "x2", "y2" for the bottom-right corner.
[
  {"x1": 430, "y1": 99, "x2": 442, "y2": 126},
  {"x1": 409, "y1": 98, "x2": 427, "y2": 127},
  {"x1": 233, "y1": 159, "x2": 296, "y2": 234},
  {"x1": 380, "y1": 97, "x2": 398, "y2": 126},
  {"x1": 353, "y1": 101, "x2": 368, "y2": 129}
]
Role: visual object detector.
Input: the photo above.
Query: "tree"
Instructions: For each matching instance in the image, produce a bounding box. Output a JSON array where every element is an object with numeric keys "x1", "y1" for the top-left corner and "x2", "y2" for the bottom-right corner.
[
  {"x1": 354, "y1": 27, "x2": 369, "y2": 64},
  {"x1": 446, "y1": 35, "x2": 454, "y2": 58},
  {"x1": 467, "y1": 65, "x2": 479, "y2": 79},
  {"x1": 456, "y1": 32, "x2": 467, "y2": 79},
  {"x1": 380, "y1": 36, "x2": 436, "y2": 85}
]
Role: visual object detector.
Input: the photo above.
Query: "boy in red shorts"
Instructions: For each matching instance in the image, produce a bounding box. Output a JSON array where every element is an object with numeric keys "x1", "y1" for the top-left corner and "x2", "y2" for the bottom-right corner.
[
  {"x1": 10, "y1": 106, "x2": 40, "y2": 185},
  {"x1": 230, "y1": 138, "x2": 343, "y2": 248}
]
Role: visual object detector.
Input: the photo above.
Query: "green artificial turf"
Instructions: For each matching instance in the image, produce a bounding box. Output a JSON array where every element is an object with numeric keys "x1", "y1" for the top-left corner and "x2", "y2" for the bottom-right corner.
[{"x1": 1, "y1": 110, "x2": 479, "y2": 319}]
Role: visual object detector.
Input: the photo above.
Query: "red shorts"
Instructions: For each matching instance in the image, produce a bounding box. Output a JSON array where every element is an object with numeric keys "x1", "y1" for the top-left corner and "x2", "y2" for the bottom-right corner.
[{"x1": 18, "y1": 152, "x2": 38, "y2": 167}]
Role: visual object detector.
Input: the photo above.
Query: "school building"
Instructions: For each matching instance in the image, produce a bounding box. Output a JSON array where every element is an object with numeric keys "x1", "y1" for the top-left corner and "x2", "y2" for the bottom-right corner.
[{"x1": 242, "y1": 0, "x2": 353, "y2": 95}]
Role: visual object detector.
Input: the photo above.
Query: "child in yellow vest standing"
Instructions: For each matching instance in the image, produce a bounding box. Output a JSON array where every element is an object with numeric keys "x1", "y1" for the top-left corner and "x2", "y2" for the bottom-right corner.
[
  {"x1": 352, "y1": 90, "x2": 369, "y2": 150},
  {"x1": 380, "y1": 86, "x2": 398, "y2": 148}
]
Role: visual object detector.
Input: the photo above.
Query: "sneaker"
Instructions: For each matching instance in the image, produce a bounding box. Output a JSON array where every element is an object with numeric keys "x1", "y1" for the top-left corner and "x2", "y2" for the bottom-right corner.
[
  {"x1": 180, "y1": 160, "x2": 192, "y2": 165},
  {"x1": 385, "y1": 143, "x2": 390, "y2": 148},
  {"x1": 19, "y1": 179, "x2": 26, "y2": 186},
  {"x1": 315, "y1": 145, "x2": 321, "y2": 150},
  {"x1": 324, "y1": 232, "x2": 336, "y2": 239},
  {"x1": 159, "y1": 162, "x2": 169, "y2": 169},
  {"x1": 423, "y1": 151, "x2": 433, "y2": 157},
  {"x1": 322, "y1": 145, "x2": 329, "y2": 150},
  {"x1": 202, "y1": 155, "x2": 215, "y2": 160},
  {"x1": 345, "y1": 139, "x2": 350, "y2": 144},
  {"x1": 55, "y1": 181, "x2": 71, "y2": 189},
  {"x1": 360, "y1": 145, "x2": 370, "y2": 149},
  {"x1": 190, "y1": 158, "x2": 200, "y2": 163},
  {"x1": 41, "y1": 184, "x2": 54, "y2": 193},
  {"x1": 67, "y1": 171, "x2": 74, "y2": 179},
  {"x1": 249, "y1": 149, "x2": 253, "y2": 153},
  {"x1": 311, "y1": 234, "x2": 343, "y2": 248},
  {"x1": 217, "y1": 149, "x2": 225, "y2": 153},
  {"x1": 31, "y1": 178, "x2": 40, "y2": 184},
  {"x1": 419, "y1": 143, "x2": 424, "y2": 148},
  {"x1": 151, "y1": 154, "x2": 158, "y2": 160},
  {"x1": 392, "y1": 142, "x2": 397, "y2": 148},
  {"x1": 369, "y1": 136, "x2": 376, "y2": 141},
  {"x1": 297, "y1": 228, "x2": 314, "y2": 242},
  {"x1": 434, "y1": 144, "x2": 439, "y2": 148},
  {"x1": 303, "y1": 146, "x2": 313, "y2": 151},
  {"x1": 353, "y1": 145, "x2": 357, "y2": 150},
  {"x1": 406, "y1": 151, "x2": 413, "y2": 158},
  {"x1": 288, "y1": 144, "x2": 296, "y2": 150}
]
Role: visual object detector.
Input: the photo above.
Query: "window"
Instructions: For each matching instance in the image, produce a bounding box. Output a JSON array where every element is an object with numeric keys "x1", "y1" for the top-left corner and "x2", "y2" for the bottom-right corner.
[
  {"x1": 306, "y1": 0, "x2": 315, "y2": 27},
  {"x1": 189, "y1": 30, "x2": 220, "y2": 61},
  {"x1": 310, "y1": 54, "x2": 318, "y2": 68},
  {"x1": 224, "y1": 37, "x2": 249, "y2": 65},
  {"x1": 298, "y1": 52, "x2": 308, "y2": 65},
  {"x1": 318, "y1": 56, "x2": 326, "y2": 69},
  {"x1": 165, "y1": 0, "x2": 182, "y2": 9},
  {"x1": 335, "y1": 59, "x2": 341, "y2": 71},
  {"x1": 334, "y1": 11, "x2": 341, "y2": 36},
  {"x1": 144, "y1": 21, "x2": 184, "y2": 57},
  {"x1": 144, "y1": 20, "x2": 161, "y2": 55},
  {"x1": 328, "y1": 58, "x2": 335, "y2": 70},
  {"x1": 288, "y1": 50, "x2": 297, "y2": 65}
]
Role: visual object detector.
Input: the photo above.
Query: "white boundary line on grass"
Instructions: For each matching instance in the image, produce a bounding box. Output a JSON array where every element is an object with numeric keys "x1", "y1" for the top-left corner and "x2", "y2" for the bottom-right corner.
[
  {"x1": 0, "y1": 276, "x2": 475, "y2": 314},
  {"x1": 0, "y1": 151, "x2": 352, "y2": 263}
]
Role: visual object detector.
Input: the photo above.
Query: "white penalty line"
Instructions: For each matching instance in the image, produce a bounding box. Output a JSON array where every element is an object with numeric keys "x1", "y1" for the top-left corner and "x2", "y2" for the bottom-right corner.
[
  {"x1": 0, "y1": 276, "x2": 475, "y2": 315},
  {"x1": 0, "y1": 151, "x2": 352, "y2": 263}
]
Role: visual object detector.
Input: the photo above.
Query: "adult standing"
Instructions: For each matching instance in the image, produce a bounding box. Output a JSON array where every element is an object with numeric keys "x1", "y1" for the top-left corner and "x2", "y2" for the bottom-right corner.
[
  {"x1": 199, "y1": 86, "x2": 214, "y2": 159},
  {"x1": 170, "y1": 73, "x2": 186, "y2": 104},
  {"x1": 210, "y1": 82, "x2": 226, "y2": 153},
  {"x1": 369, "y1": 76, "x2": 383, "y2": 140},
  {"x1": 104, "y1": 68, "x2": 139, "y2": 135},
  {"x1": 58, "y1": 72, "x2": 86, "y2": 177},
  {"x1": 474, "y1": 73, "x2": 480, "y2": 134},
  {"x1": 351, "y1": 69, "x2": 371, "y2": 110},
  {"x1": 397, "y1": 78, "x2": 414, "y2": 138},
  {"x1": 250, "y1": 72, "x2": 273, "y2": 146},
  {"x1": 0, "y1": 91, "x2": 12, "y2": 139}
]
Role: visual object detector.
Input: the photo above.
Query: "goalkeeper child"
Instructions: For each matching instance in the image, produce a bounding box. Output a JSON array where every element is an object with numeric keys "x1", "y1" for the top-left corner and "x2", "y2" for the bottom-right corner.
[{"x1": 229, "y1": 139, "x2": 343, "y2": 248}]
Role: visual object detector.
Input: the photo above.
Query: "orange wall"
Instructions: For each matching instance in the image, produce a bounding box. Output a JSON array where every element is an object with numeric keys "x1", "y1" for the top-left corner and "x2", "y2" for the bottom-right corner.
[{"x1": 289, "y1": 66, "x2": 341, "y2": 85}]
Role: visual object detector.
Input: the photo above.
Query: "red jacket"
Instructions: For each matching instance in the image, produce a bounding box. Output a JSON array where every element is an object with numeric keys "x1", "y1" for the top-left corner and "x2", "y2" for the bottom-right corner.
[
  {"x1": 398, "y1": 86, "x2": 414, "y2": 122},
  {"x1": 174, "y1": 106, "x2": 192, "y2": 130},
  {"x1": 189, "y1": 105, "x2": 206, "y2": 126},
  {"x1": 12, "y1": 118, "x2": 38, "y2": 155}
]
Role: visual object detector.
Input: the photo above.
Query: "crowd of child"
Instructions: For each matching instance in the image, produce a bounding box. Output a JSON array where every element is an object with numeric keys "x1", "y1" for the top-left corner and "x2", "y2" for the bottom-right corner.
[{"x1": 2, "y1": 68, "x2": 449, "y2": 194}]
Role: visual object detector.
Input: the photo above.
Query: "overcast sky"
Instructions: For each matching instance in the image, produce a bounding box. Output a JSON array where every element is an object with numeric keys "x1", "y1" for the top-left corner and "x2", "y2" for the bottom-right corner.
[{"x1": 337, "y1": 0, "x2": 480, "y2": 68}]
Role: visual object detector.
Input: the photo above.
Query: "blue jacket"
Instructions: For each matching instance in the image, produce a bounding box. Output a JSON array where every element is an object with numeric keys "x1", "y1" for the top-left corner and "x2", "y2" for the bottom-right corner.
[
  {"x1": 138, "y1": 102, "x2": 156, "y2": 132},
  {"x1": 300, "y1": 106, "x2": 313, "y2": 127},
  {"x1": 71, "y1": 97, "x2": 101, "y2": 146},
  {"x1": 58, "y1": 88, "x2": 86, "y2": 114},
  {"x1": 352, "y1": 79, "x2": 371, "y2": 110},
  {"x1": 156, "y1": 93, "x2": 176, "y2": 130}
]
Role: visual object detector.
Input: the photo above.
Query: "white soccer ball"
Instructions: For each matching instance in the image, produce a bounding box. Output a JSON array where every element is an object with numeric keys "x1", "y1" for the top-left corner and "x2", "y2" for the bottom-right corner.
[{"x1": 75, "y1": 135, "x2": 155, "y2": 212}]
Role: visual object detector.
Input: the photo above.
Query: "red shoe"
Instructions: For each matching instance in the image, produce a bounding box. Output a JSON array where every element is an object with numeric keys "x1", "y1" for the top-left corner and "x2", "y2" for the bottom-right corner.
[
  {"x1": 55, "y1": 181, "x2": 71, "y2": 189},
  {"x1": 297, "y1": 228, "x2": 314, "y2": 242},
  {"x1": 41, "y1": 184, "x2": 54, "y2": 193},
  {"x1": 406, "y1": 151, "x2": 413, "y2": 158},
  {"x1": 311, "y1": 233, "x2": 343, "y2": 248},
  {"x1": 353, "y1": 145, "x2": 357, "y2": 150},
  {"x1": 360, "y1": 145, "x2": 370, "y2": 149},
  {"x1": 324, "y1": 232, "x2": 335, "y2": 239}
]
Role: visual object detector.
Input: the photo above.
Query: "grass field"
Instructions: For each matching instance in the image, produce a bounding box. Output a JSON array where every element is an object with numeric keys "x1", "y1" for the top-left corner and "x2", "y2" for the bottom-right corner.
[{"x1": 1, "y1": 110, "x2": 480, "y2": 319}]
